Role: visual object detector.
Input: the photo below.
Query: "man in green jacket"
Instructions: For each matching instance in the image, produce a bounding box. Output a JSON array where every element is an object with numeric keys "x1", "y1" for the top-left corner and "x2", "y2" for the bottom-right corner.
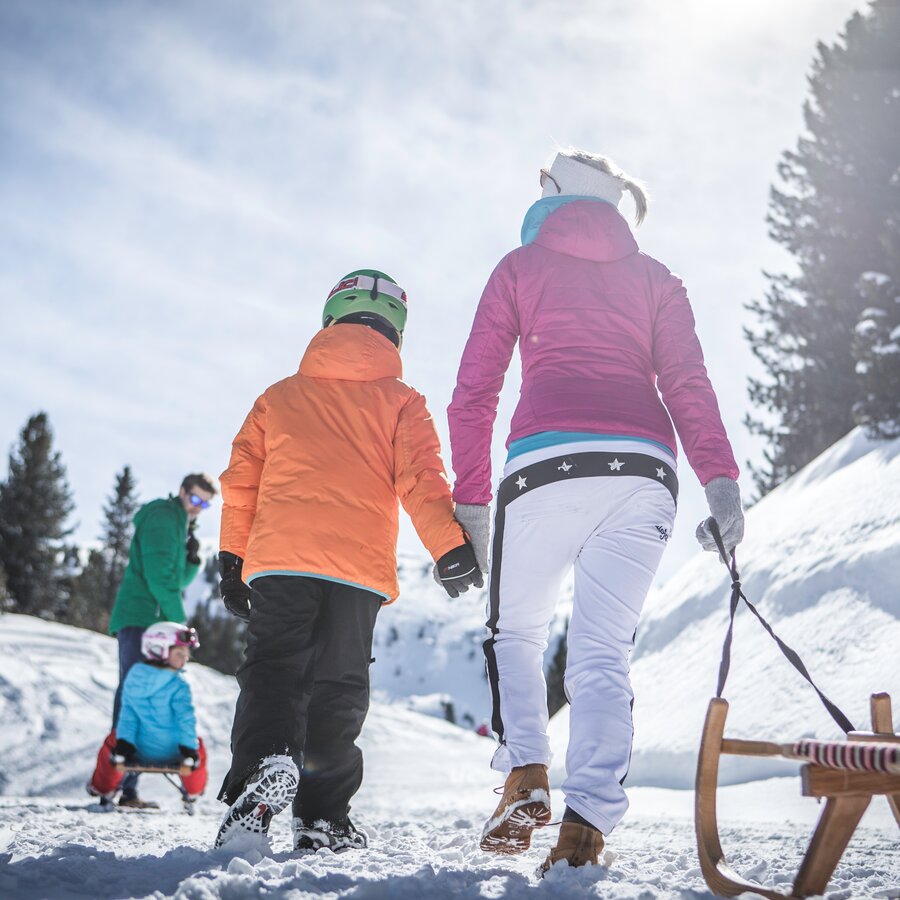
[{"x1": 107, "y1": 472, "x2": 216, "y2": 807}]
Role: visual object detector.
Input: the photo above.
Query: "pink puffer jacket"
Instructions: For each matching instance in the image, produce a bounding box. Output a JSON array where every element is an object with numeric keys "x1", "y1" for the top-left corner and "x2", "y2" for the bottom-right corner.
[{"x1": 448, "y1": 199, "x2": 739, "y2": 504}]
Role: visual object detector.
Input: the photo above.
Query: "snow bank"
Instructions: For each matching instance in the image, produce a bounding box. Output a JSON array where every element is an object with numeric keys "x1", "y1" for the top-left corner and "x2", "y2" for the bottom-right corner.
[
  {"x1": 1, "y1": 602, "x2": 896, "y2": 899},
  {"x1": 619, "y1": 428, "x2": 900, "y2": 788}
]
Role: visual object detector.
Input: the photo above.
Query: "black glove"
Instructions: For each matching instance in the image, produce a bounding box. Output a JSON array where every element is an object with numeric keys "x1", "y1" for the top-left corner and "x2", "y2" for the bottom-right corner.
[
  {"x1": 186, "y1": 525, "x2": 201, "y2": 565},
  {"x1": 111, "y1": 738, "x2": 137, "y2": 766},
  {"x1": 219, "y1": 551, "x2": 251, "y2": 621},
  {"x1": 178, "y1": 744, "x2": 200, "y2": 770},
  {"x1": 435, "y1": 542, "x2": 483, "y2": 598}
]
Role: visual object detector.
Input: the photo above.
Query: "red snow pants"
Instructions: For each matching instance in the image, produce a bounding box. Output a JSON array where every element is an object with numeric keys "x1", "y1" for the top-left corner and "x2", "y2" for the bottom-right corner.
[{"x1": 90, "y1": 731, "x2": 209, "y2": 797}]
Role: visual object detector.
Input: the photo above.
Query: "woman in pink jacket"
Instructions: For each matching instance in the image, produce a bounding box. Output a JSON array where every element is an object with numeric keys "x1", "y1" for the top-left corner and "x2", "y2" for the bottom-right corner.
[{"x1": 447, "y1": 148, "x2": 744, "y2": 872}]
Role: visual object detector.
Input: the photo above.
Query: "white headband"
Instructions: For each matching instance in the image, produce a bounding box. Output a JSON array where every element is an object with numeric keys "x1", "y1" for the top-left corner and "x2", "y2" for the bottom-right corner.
[{"x1": 542, "y1": 153, "x2": 624, "y2": 206}]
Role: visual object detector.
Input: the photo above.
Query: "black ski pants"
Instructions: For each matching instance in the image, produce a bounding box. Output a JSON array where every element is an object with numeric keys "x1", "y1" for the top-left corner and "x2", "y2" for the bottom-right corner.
[{"x1": 219, "y1": 575, "x2": 381, "y2": 822}]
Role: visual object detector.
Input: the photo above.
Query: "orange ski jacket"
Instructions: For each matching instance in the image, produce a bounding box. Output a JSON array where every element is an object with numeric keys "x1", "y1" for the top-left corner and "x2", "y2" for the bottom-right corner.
[{"x1": 219, "y1": 324, "x2": 464, "y2": 601}]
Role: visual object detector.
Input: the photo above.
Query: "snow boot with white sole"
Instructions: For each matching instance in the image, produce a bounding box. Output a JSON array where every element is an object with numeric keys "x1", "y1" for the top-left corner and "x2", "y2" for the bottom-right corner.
[
  {"x1": 292, "y1": 816, "x2": 368, "y2": 853},
  {"x1": 539, "y1": 821, "x2": 604, "y2": 875},
  {"x1": 215, "y1": 755, "x2": 299, "y2": 848},
  {"x1": 480, "y1": 763, "x2": 551, "y2": 854}
]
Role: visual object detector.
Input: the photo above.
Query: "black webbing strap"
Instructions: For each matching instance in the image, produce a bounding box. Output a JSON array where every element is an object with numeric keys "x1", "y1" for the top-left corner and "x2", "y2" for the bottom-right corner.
[{"x1": 708, "y1": 518, "x2": 855, "y2": 734}]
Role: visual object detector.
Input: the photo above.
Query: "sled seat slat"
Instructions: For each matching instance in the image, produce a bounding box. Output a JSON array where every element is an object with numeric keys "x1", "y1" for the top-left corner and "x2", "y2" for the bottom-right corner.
[
  {"x1": 115, "y1": 763, "x2": 192, "y2": 776},
  {"x1": 801, "y1": 765, "x2": 900, "y2": 798}
]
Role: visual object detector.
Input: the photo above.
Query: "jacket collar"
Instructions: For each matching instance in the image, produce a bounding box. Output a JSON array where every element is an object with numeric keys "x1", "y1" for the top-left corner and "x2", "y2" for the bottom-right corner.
[
  {"x1": 299, "y1": 324, "x2": 402, "y2": 382},
  {"x1": 521, "y1": 197, "x2": 638, "y2": 262}
]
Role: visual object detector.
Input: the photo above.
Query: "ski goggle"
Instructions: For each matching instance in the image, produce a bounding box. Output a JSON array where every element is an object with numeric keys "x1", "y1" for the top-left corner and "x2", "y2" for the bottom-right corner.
[
  {"x1": 174, "y1": 627, "x2": 200, "y2": 649},
  {"x1": 189, "y1": 493, "x2": 211, "y2": 509},
  {"x1": 540, "y1": 168, "x2": 561, "y2": 194},
  {"x1": 326, "y1": 274, "x2": 407, "y2": 307}
]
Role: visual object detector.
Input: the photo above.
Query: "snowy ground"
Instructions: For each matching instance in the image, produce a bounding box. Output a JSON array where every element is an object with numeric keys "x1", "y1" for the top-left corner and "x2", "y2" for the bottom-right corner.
[
  {"x1": 1, "y1": 615, "x2": 897, "y2": 899},
  {"x1": 2, "y1": 431, "x2": 899, "y2": 898}
]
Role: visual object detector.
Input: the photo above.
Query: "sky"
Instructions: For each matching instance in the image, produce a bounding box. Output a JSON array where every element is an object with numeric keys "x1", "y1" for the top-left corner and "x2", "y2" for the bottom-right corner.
[{"x1": 0, "y1": 0, "x2": 868, "y2": 583}]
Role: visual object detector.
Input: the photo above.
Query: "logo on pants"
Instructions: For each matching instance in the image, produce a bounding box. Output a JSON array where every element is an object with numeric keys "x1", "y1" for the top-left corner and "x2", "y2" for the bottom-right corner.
[{"x1": 655, "y1": 525, "x2": 671, "y2": 542}]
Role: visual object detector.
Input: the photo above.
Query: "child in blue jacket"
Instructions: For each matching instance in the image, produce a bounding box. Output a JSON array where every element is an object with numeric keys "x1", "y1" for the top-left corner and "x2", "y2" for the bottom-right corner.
[{"x1": 88, "y1": 622, "x2": 208, "y2": 805}]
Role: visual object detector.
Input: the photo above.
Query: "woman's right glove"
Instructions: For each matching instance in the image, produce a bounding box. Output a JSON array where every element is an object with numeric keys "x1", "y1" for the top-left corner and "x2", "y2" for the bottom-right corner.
[
  {"x1": 435, "y1": 542, "x2": 483, "y2": 598},
  {"x1": 453, "y1": 503, "x2": 491, "y2": 574},
  {"x1": 696, "y1": 477, "x2": 744, "y2": 555},
  {"x1": 218, "y1": 551, "x2": 251, "y2": 621}
]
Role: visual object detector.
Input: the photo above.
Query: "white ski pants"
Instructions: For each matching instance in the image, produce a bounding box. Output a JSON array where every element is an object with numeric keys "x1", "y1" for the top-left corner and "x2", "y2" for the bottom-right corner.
[{"x1": 484, "y1": 445, "x2": 676, "y2": 834}]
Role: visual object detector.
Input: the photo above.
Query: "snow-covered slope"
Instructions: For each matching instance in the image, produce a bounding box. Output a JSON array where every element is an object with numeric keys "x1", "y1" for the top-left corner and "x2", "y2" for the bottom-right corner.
[
  {"x1": 0, "y1": 613, "x2": 498, "y2": 802},
  {"x1": 587, "y1": 428, "x2": 900, "y2": 789},
  {"x1": 1, "y1": 613, "x2": 896, "y2": 900},
  {"x1": 369, "y1": 555, "x2": 494, "y2": 729},
  {"x1": 369, "y1": 555, "x2": 571, "y2": 734}
]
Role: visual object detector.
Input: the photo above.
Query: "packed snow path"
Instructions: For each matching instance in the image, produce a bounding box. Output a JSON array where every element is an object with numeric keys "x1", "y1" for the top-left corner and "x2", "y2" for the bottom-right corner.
[
  {"x1": 0, "y1": 616, "x2": 896, "y2": 899},
  {"x1": 1, "y1": 792, "x2": 897, "y2": 899}
]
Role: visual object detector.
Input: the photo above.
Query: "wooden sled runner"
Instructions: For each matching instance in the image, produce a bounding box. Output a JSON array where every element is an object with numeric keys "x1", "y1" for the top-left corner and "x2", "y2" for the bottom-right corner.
[{"x1": 695, "y1": 691, "x2": 900, "y2": 899}]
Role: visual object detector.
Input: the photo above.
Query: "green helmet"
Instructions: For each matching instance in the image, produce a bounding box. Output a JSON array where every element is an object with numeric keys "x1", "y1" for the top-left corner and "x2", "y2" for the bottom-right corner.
[{"x1": 322, "y1": 269, "x2": 408, "y2": 335}]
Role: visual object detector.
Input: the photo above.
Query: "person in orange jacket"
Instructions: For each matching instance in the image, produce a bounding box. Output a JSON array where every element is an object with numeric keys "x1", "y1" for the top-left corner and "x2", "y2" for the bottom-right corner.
[{"x1": 214, "y1": 269, "x2": 482, "y2": 853}]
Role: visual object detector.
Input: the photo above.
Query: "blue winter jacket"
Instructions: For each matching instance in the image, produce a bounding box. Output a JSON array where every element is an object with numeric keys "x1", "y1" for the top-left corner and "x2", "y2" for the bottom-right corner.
[{"x1": 116, "y1": 662, "x2": 198, "y2": 763}]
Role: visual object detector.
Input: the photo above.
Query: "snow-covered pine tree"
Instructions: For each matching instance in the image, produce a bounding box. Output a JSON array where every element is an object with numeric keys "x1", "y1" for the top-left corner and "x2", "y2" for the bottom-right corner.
[
  {"x1": 744, "y1": 0, "x2": 900, "y2": 494},
  {"x1": 852, "y1": 273, "x2": 900, "y2": 438},
  {"x1": 0, "y1": 413, "x2": 74, "y2": 616}
]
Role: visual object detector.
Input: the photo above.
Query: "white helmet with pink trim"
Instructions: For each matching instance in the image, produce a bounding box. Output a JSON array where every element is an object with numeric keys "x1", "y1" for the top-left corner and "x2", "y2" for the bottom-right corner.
[{"x1": 141, "y1": 621, "x2": 200, "y2": 662}]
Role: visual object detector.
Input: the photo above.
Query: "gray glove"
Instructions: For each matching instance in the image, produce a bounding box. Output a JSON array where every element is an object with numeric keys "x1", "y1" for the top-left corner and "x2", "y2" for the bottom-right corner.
[
  {"x1": 432, "y1": 504, "x2": 492, "y2": 588},
  {"x1": 696, "y1": 477, "x2": 744, "y2": 555},
  {"x1": 453, "y1": 503, "x2": 491, "y2": 574}
]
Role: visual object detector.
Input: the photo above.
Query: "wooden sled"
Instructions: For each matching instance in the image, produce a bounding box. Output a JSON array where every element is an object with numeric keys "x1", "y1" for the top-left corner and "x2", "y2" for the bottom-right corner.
[
  {"x1": 114, "y1": 762, "x2": 197, "y2": 814},
  {"x1": 696, "y1": 691, "x2": 900, "y2": 899}
]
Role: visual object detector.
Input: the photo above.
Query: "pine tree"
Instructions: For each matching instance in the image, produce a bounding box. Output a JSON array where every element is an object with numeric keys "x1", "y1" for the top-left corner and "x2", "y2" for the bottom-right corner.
[
  {"x1": 58, "y1": 544, "x2": 92, "y2": 627},
  {"x1": 0, "y1": 564, "x2": 11, "y2": 613},
  {"x1": 744, "y1": 0, "x2": 900, "y2": 494},
  {"x1": 61, "y1": 466, "x2": 139, "y2": 632},
  {"x1": 0, "y1": 413, "x2": 74, "y2": 616},
  {"x1": 64, "y1": 549, "x2": 109, "y2": 630},
  {"x1": 101, "y1": 466, "x2": 138, "y2": 615}
]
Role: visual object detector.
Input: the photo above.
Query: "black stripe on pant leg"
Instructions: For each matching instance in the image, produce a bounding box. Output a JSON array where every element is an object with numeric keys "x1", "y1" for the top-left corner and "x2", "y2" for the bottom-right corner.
[
  {"x1": 620, "y1": 693, "x2": 636, "y2": 786},
  {"x1": 484, "y1": 495, "x2": 508, "y2": 744}
]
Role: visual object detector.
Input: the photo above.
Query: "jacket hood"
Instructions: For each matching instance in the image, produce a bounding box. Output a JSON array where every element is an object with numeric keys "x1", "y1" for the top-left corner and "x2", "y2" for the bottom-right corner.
[
  {"x1": 524, "y1": 198, "x2": 638, "y2": 263},
  {"x1": 299, "y1": 323, "x2": 403, "y2": 382},
  {"x1": 127, "y1": 661, "x2": 183, "y2": 698}
]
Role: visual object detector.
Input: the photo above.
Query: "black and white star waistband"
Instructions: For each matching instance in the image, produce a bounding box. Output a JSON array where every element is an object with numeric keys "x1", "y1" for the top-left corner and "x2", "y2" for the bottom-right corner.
[{"x1": 498, "y1": 451, "x2": 678, "y2": 508}]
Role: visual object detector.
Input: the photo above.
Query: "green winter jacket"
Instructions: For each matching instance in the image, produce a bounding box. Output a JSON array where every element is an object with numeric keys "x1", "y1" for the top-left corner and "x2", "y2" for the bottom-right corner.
[{"x1": 108, "y1": 496, "x2": 200, "y2": 634}]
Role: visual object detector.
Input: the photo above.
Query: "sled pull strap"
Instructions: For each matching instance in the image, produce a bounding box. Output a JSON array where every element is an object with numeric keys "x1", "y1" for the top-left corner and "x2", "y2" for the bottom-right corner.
[{"x1": 708, "y1": 518, "x2": 855, "y2": 735}]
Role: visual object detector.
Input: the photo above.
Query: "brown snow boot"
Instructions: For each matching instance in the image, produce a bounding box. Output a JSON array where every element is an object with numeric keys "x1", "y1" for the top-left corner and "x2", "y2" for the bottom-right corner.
[
  {"x1": 480, "y1": 763, "x2": 551, "y2": 854},
  {"x1": 539, "y1": 821, "x2": 604, "y2": 875}
]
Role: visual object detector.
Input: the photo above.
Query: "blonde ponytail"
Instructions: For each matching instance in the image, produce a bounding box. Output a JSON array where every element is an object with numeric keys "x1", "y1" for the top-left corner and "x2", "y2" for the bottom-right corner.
[{"x1": 561, "y1": 148, "x2": 649, "y2": 226}]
